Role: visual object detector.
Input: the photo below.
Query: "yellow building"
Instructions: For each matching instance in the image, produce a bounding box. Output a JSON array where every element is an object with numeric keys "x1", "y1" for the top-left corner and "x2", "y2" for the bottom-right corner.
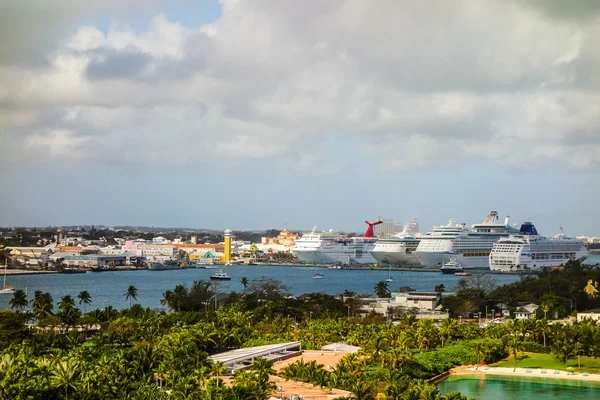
[
  {"x1": 260, "y1": 229, "x2": 300, "y2": 247},
  {"x1": 222, "y1": 229, "x2": 232, "y2": 263}
]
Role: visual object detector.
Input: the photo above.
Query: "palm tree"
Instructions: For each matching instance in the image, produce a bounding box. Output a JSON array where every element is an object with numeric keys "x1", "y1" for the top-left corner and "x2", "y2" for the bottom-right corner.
[
  {"x1": 124, "y1": 285, "x2": 138, "y2": 307},
  {"x1": 51, "y1": 358, "x2": 80, "y2": 399},
  {"x1": 507, "y1": 337, "x2": 522, "y2": 372},
  {"x1": 240, "y1": 277, "x2": 249, "y2": 294},
  {"x1": 9, "y1": 289, "x2": 28, "y2": 311},
  {"x1": 31, "y1": 291, "x2": 53, "y2": 321},
  {"x1": 251, "y1": 357, "x2": 276, "y2": 385},
  {"x1": 211, "y1": 361, "x2": 226, "y2": 387},
  {"x1": 374, "y1": 281, "x2": 391, "y2": 298},
  {"x1": 78, "y1": 291, "x2": 92, "y2": 312},
  {"x1": 439, "y1": 318, "x2": 459, "y2": 346}
]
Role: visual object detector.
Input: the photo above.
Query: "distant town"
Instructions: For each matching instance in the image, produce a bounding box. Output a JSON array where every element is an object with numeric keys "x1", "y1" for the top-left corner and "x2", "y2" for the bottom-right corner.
[{"x1": 1, "y1": 218, "x2": 599, "y2": 273}]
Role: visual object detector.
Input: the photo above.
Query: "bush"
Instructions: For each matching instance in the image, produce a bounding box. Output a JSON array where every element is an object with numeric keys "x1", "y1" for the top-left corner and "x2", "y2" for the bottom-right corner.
[{"x1": 406, "y1": 339, "x2": 506, "y2": 379}]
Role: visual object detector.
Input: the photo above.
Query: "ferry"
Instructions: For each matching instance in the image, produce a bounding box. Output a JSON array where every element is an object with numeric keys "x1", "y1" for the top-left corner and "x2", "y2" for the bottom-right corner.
[
  {"x1": 210, "y1": 269, "x2": 231, "y2": 280},
  {"x1": 489, "y1": 223, "x2": 589, "y2": 272},
  {"x1": 440, "y1": 258, "x2": 464, "y2": 274}
]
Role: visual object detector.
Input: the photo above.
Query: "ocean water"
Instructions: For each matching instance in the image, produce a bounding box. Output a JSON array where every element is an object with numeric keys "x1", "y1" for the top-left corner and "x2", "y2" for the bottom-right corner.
[
  {"x1": 437, "y1": 375, "x2": 600, "y2": 400},
  {"x1": 0, "y1": 266, "x2": 520, "y2": 311}
]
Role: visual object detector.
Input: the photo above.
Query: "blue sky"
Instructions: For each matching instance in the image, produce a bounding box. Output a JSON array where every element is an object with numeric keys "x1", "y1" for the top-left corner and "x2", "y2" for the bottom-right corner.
[{"x1": 1, "y1": 0, "x2": 599, "y2": 236}]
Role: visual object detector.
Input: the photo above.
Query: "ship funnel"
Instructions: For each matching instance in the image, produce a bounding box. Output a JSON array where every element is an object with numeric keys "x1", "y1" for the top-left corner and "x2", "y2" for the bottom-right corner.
[
  {"x1": 504, "y1": 216, "x2": 510, "y2": 226},
  {"x1": 364, "y1": 219, "x2": 383, "y2": 238},
  {"x1": 519, "y1": 222, "x2": 539, "y2": 236}
]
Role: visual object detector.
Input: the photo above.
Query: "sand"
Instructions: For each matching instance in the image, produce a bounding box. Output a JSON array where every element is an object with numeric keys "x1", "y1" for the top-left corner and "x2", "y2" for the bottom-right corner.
[{"x1": 454, "y1": 365, "x2": 600, "y2": 383}]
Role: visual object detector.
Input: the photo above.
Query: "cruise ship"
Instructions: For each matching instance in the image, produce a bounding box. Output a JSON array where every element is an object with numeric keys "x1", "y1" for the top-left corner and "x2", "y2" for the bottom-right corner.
[
  {"x1": 292, "y1": 220, "x2": 382, "y2": 265},
  {"x1": 489, "y1": 223, "x2": 589, "y2": 272},
  {"x1": 370, "y1": 219, "x2": 421, "y2": 266},
  {"x1": 413, "y1": 211, "x2": 519, "y2": 270}
]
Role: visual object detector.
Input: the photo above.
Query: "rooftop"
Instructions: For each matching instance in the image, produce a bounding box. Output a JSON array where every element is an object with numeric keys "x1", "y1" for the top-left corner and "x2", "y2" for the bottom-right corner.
[{"x1": 209, "y1": 341, "x2": 301, "y2": 367}]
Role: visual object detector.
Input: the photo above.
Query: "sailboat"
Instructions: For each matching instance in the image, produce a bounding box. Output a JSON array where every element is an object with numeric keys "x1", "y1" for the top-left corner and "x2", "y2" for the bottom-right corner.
[
  {"x1": 385, "y1": 265, "x2": 393, "y2": 283},
  {"x1": 0, "y1": 259, "x2": 16, "y2": 294}
]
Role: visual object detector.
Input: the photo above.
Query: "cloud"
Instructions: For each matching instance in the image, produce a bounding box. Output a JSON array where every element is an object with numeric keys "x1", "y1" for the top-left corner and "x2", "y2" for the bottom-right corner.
[{"x1": 1, "y1": 0, "x2": 599, "y2": 176}]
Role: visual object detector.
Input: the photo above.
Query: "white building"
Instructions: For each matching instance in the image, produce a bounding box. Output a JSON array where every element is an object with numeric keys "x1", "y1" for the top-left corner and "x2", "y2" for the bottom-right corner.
[
  {"x1": 152, "y1": 236, "x2": 169, "y2": 244},
  {"x1": 374, "y1": 219, "x2": 403, "y2": 236},
  {"x1": 394, "y1": 292, "x2": 441, "y2": 311},
  {"x1": 137, "y1": 244, "x2": 178, "y2": 262},
  {"x1": 515, "y1": 304, "x2": 538, "y2": 319}
]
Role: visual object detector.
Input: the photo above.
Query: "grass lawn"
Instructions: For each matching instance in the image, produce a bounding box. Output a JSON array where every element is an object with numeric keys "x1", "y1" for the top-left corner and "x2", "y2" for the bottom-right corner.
[{"x1": 491, "y1": 352, "x2": 600, "y2": 373}]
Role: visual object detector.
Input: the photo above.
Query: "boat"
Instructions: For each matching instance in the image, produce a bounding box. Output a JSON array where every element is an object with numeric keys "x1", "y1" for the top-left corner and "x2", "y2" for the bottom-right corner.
[
  {"x1": 413, "y1": 211, "x2": 519, "y2": 270},
  {"x1": 312, "y1": 273, "x2": 324, "y2": 279},
  {"x1": 0, "y1": 259, "x2": 16, "y2": 295},
  {"x1": 370, "y1": 219, "x2": 422, "y2": 266},
  {"x1": 489, "y1": 223, "x2": 589, "y2": 272},
  {"x1": 440, "y1": 258, "x2": 464, "y2": 274},
  {"x1": 385, "y1": 265, "x2": 393, "y2": 282},
  {"x1": 90, "y1": 265, "x2": 116, "y2": 272},
  {"x1": 149, "y1": 260, "x2": 181, "y2": 271},
  {"x1": 292, "y1": 220, "x2": 383, "y2": 265},
  {"x1": 210, "y1": 269, "x2": 231, "y2": 280},
  {"x1": 455, "y1": 271, "x2": 471, "y2": 276},
  {"x1": 62, "y1": 267, "x2": 86, "y2": 274}
]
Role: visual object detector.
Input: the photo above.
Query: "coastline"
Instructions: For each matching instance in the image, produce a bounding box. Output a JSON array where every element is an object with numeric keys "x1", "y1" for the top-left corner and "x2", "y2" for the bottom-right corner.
[{"x1": 445, "y1": 365, "x2": 600, "y2": 384}]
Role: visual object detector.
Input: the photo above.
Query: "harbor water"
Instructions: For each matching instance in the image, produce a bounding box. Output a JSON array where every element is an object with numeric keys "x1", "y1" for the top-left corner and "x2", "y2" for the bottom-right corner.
[{"x1": 0, "y1": 266, "x2": 521, "y2": 311}]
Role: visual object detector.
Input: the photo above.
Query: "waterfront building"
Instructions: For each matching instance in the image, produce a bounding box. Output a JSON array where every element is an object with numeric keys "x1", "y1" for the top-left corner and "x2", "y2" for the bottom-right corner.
[
  {"x1": 189, "y1": 250, "x2": 224, "y2": 262},
  {"x1": 260, "y1": 229, "x2": 300, "y2": 247},
  {"x1": 7, "y1": 246, "x2": 51, "y2": 266},
  {"x1": 173, "y1": 243, "x2": 224, "y2": 254},
  {"x1": 136, "y1": 244, "x2": 178, "y2": 262}
]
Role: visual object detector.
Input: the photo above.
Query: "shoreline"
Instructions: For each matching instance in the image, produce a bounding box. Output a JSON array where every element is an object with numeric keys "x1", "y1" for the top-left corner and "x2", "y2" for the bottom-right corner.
[{"x1": 443, "y1": 365, "x2": 600, "y2": 384}]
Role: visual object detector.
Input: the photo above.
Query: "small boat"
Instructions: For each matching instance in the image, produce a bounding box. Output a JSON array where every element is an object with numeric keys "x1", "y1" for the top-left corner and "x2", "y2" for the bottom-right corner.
[
  {"x1": 312, "y1": 273, "x2": 324, "y2": 279},
  {"x1": 440, "y1": 258, "x2": 463, "y2": 274},
  {"x1": 455, "y1": 271, "x2": 471, "y2": 276},
  {"x1": 385, "y1": 265, "x2": 393, "y2": 282},
  {"x1": 62, "y1": 267, "x2": 86, "y2": 274},
  {"x1": 0, "y1": 259, "x2": 16, "y2": 294},
  {"x1": 90, "y1": 265, "x2": 116, "y2": 272},
  {"x1": 210, "y1": 269, "x2": 231, "y2": 280}
]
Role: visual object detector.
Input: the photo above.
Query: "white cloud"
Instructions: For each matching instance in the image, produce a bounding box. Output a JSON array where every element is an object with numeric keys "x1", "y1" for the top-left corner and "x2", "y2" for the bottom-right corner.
[{"x1": 1, "y1": 0, "x2": 599, "y2": 175}]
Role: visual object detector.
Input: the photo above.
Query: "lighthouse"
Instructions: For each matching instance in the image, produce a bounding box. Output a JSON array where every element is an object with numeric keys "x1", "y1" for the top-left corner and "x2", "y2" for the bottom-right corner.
[{"x1": 223, "y1": 229, "x2": 232, "y2": 263}]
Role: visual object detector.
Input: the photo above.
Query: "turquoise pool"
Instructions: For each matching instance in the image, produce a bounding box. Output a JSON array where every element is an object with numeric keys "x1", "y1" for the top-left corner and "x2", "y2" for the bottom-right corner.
[{"x1": 437, "y1": 374, "x2": 600, "y2": 399}]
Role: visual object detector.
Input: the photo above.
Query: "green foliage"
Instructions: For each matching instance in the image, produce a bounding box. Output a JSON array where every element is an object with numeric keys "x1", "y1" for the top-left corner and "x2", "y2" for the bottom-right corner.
[{"x1": 408, "y1": 339, "x2": 506, "y2": 379}]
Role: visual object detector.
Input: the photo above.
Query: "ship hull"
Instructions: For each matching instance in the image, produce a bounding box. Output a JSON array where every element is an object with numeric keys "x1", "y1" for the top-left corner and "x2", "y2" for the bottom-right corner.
[
  {"x1": 370, "y1": 250, "x2": 420, "y2": 266},
  {"x1": 293, "y1": 247, "x2": 377, "y2": 265},
  {"x1": 149, "y1": 262, "x2": 181, "y2": 271},
  {"x1": 413, "y1": 251, "x2": 490, "y2": 270}
]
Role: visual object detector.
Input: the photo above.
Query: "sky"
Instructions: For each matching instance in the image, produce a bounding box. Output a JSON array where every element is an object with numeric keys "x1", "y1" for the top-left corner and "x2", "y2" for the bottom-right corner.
[{"x1": 0, "y1": 0, "x2": 599, "y2": 236}]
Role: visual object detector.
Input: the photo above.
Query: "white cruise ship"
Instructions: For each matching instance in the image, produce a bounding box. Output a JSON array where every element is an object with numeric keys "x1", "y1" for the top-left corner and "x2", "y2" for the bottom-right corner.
[
  {"x1": 413, "y1": 211, "x2": 519, "y2": 270},
  {"x1": 489, "y1": 223, "x2": 588, "y2": 272},
  {"x1": 370, "y1": 220, "x2": 421, "y2": 266},
  {"x1": 293, "y1": 220, "x2": 382, "y2": 265}
]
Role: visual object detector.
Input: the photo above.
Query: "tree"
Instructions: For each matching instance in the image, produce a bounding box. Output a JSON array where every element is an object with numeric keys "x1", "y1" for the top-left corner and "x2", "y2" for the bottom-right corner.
[
  {"x1": 435, "y1": 284, "x2": 446, "y2": 292},
  {"x1": 240, "y1": 277, "x2": 249, "y2": 293},
  {"x1": 125, "y1": 285, "x2": 138, "y2": 307},
  {"x1": 374, "y1": 281, "x2": 391, "y2": 298},
  {"x1": 57, "y1": 295, "x2": 81, "y2": 332},
  {"x1": 507, "y1": 337, "x2": 522, "y2": 372},
  {"x1": 31, "y1": 291, "x2": 53, "y2": 321},
  {"x1": 51, "y1": 358, "x2": 80, "y2": 399},
  {"x1": 78, "y1": 291, "x2": 92, "y2": 312},
  {"x1": 9, "y1": 289, "x2": 28, "y2": 311}
]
